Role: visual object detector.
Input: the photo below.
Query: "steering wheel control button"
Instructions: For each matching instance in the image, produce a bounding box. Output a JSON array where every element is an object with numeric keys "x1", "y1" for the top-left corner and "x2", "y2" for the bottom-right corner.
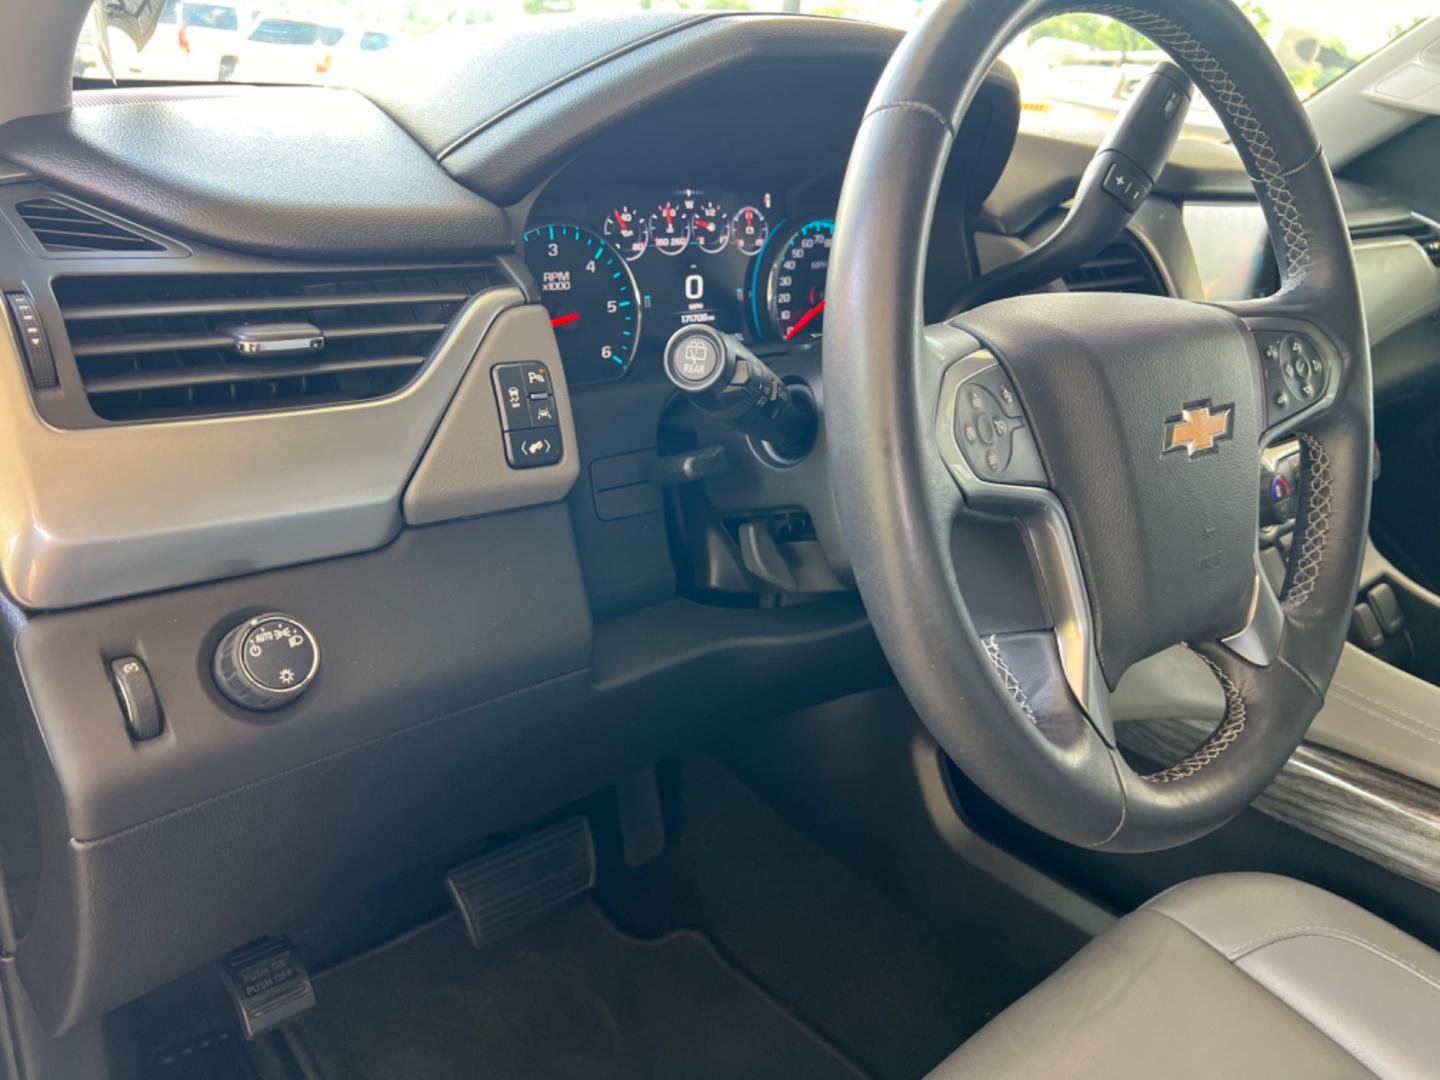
[
  {"x1": 969, "y1": 366, "x2": 1026, "y2": 419},
  {"x1": 214, "y1": 614, "x2": 319, "y2": 711},
  {"x1": 1101, "y1": 157, "x2": 1148, "y2": 210},
  {"x1": 1258, "y1": 330, "x2": 1328, "y2": 425},
  {"x1": 505, "y1": 428, "x2": 563, "y2": 469},
  {"x1": 952, "y1": 368, "x2": 1045, "y2": 486},
  {"x1": 109, "y1": 656, "x2": 163, "y2": 741}
]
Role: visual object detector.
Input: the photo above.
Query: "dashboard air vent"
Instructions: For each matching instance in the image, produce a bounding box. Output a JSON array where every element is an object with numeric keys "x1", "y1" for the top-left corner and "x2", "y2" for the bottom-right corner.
[
  {"x1": 1350, "y1": 216, "x2": 1440, "y2": 267},
  {"x1": 53, "y1": 266, "x2": 497, "y2": 422},
  {"x1": 1062, "y1": 235, "x2": 1167, "y2": 296},
  {"x1": 16, "y1": 197, "x2": 166, "y2": 254}
]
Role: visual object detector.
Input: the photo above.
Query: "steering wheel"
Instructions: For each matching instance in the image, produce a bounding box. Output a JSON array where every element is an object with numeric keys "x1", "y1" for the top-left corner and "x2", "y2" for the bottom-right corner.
[{"x1": 824, "y1": 0, "x2": 1371, "y2": 851}]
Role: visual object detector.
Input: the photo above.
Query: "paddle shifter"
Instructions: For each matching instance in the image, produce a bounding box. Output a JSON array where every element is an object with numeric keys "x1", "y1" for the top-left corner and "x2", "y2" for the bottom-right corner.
[{"x1": 663, "y1": 325, "x2": 817, "y2": 461}]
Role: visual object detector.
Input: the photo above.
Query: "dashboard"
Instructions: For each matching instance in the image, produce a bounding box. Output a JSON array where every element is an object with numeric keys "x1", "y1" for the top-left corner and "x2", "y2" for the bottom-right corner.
[
  {"x1": 2, "y1": 9, "x2": 1437, "y2": 1047},
  {"x1": 523, "y1": 185, "x2": 836, "y2": 384}
]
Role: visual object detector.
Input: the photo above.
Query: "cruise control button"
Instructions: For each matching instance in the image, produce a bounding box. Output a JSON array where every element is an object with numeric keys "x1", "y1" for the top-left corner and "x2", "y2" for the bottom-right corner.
[
  {"x1": 968, "y1": 366, "x2": 1025, "y2": 419},
  {"x1": 506, "y1": 429, "x2": 563, "y2": 469}
]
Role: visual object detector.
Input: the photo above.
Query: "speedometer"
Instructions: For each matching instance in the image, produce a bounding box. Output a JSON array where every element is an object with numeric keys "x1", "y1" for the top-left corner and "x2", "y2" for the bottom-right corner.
[
  {"x1": 523, "y1": 223, "x2": 640, "y2": 384},
  {"x1": 767, "y1": 219, "x2": 832, "y2": 342}
]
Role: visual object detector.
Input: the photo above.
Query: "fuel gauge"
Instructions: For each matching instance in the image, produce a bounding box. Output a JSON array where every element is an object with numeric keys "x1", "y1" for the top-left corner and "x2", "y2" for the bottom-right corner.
[{"x1": 692, "y1": 199, "x2": 730, "y2": 254}]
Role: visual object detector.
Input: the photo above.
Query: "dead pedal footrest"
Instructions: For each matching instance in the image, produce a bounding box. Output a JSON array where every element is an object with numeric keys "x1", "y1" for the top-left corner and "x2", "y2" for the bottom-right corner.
[{"x1": 446, "y1": 816, "x2": 595, "y2": 950}]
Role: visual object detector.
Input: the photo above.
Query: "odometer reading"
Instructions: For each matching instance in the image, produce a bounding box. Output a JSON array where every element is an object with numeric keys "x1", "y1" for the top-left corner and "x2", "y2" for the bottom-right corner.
[
  {"x1": 523, "y1": 224, "x2": 640, "y2": 384},
  {"x1": 768, "y1": 219, "x2": 832, "y2": 342}
]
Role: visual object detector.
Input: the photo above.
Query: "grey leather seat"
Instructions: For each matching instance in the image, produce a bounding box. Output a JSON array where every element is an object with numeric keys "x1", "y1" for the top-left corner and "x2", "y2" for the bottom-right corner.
[{"x1": 930, "y1": 873, "x2": 1440, "y2": 1079}]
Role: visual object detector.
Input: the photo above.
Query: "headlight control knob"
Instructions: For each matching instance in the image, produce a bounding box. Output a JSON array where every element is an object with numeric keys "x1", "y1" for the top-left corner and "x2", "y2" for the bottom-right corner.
[{"x1": 214, "y1": 613, "x2": 319, "y2": 711}]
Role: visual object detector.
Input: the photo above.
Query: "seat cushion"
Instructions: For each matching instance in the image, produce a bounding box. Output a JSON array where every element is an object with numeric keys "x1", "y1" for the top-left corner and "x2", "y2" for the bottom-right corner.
[{"x1": 929, "y1": 872, "x2": 1440, "y2": 1079}]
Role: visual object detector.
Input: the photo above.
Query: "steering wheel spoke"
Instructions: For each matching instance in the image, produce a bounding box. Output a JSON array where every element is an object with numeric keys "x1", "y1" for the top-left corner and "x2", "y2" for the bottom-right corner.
[
  {"x1": 1219, "y1": 556, "x2": 1286, "y2": 667},
  {"x1": 927, "y1": 323, "x2": 1115, "y2": 745}
]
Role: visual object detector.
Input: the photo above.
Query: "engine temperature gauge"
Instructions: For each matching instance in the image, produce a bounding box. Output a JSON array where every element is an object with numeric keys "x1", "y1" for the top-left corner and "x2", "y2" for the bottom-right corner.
[
  {"x1": 649, "y1": 200, "x2": 691, "y2": 256},
  {"x1": 603, "y1": 205, "x2": 649, "y2": 261}
]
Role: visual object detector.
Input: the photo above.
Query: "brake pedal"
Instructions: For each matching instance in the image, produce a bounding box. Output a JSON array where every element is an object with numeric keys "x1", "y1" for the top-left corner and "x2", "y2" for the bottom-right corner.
[
  {"x1": 219, "y1": 936, "x2": 315, "y2": 1039},
  {"x1": 446, "y1": 816, "x2": 595, "y2": 950}
]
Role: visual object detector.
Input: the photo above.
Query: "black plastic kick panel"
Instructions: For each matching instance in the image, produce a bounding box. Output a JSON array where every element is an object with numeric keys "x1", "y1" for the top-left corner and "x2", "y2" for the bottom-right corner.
[{"x1": 9, "y1": 509, "x2": 594, "y2": 1032}]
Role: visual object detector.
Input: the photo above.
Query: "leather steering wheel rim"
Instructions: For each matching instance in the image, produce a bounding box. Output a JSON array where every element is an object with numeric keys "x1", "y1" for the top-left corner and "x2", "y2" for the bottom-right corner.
[{"x1": 824, "y1": 0, "x2": 1372, "y2": 851}]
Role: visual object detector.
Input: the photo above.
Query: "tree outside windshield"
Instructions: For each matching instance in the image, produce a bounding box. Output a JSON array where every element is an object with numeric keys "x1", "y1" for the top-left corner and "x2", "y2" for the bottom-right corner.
[{"x1": 75, "y1": 0, "x2": 1430, "y2": 137}]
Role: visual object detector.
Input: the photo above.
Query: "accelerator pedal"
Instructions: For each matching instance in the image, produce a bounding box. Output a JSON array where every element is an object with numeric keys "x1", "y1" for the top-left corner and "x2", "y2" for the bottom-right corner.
[{"x1": 446, "y1": 816, "x2": 596, "y2": 950}]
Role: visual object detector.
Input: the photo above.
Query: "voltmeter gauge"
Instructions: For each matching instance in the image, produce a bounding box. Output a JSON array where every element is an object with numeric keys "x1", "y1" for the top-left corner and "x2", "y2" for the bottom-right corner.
[{"x1": 731, "y1": 205, "x2": 769, "y2": 256}]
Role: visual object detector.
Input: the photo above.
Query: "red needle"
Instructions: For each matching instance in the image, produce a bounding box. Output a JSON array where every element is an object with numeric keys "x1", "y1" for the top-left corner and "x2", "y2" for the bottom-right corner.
[
  {"x1": 551, "y1": 312, "x2": 580, "y2": 328},
  {"x1": 784, "y1": 298, "x2": 826, "y2": 341},
  {"x1": 664, "y1": 204, "x2": 674, "y2": 227},
  {"x1": 694, "y1": 218, "x2": 712, "y2": 230},
  {"x1": 613, "y1": 210, "x2": 628, "y2": 231}
]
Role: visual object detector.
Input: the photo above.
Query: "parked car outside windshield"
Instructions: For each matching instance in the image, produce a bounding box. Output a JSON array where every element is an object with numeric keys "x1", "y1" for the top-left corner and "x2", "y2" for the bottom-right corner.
[{"x1": 77, "y1": 0, "x2": 1430, "y2": 142}]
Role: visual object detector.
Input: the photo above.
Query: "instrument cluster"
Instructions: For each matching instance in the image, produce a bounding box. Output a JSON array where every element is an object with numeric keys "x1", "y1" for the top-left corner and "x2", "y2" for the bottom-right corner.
[{"x1": 523, "y1": 187, "x2": 834, "y2": 385}]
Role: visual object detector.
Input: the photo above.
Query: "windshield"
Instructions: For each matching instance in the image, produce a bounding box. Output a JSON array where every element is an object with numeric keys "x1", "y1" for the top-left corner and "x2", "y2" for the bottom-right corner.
[{"x1": 76, "y1": 0, "x2": 1429, "y2": 137}]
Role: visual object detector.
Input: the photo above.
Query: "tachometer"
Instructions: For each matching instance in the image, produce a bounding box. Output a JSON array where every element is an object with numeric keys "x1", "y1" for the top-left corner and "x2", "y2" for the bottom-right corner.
[
  {"x1": 767, "y1": 219, "x2": 832, "y2": 342},
  {"x1": 523, "y1": 223, "x2": 640, "y2": 384}
]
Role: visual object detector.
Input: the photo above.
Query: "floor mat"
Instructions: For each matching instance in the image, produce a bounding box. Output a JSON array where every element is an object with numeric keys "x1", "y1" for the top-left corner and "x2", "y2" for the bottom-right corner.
[
  {"x1": 598, "y1": 760, "x2": 1085, "y2": 1080},
  {"x1": 285, "y1": 901, "x2": 863, "y2": 1080}
]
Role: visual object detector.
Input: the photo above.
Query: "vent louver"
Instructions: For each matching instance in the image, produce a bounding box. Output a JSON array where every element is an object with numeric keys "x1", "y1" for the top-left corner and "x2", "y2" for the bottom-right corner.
[
  {"x1": 1351, "y1": 216, "x2": 1440, "y2": 267},
  {"x1": 16, "y1": 197, "x2": 166, "y2": 254},
  {"x1": 1063, "y1": 235, "x2": 1167, "y2": 296},
  {"x1": 54, "y1": 266, "x2": 497, "y2": 422}
]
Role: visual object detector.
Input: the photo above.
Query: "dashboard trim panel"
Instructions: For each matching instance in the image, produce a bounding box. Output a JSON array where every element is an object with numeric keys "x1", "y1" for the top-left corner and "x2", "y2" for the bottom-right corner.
[{"x1": 0, "y1": 285, "x2": 532, "y2": 610}]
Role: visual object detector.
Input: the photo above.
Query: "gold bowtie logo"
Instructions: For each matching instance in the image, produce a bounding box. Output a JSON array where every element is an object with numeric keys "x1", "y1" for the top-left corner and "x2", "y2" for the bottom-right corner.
[{"x1": 1164, "y1": 401, "x2": 1234, "y2": 457}]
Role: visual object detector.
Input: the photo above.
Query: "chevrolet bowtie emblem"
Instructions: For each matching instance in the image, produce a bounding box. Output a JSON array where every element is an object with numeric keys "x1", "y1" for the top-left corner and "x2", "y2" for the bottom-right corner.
[{"x1": 1163, "y1": 401, "x2": 1234, "y2": 457}]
